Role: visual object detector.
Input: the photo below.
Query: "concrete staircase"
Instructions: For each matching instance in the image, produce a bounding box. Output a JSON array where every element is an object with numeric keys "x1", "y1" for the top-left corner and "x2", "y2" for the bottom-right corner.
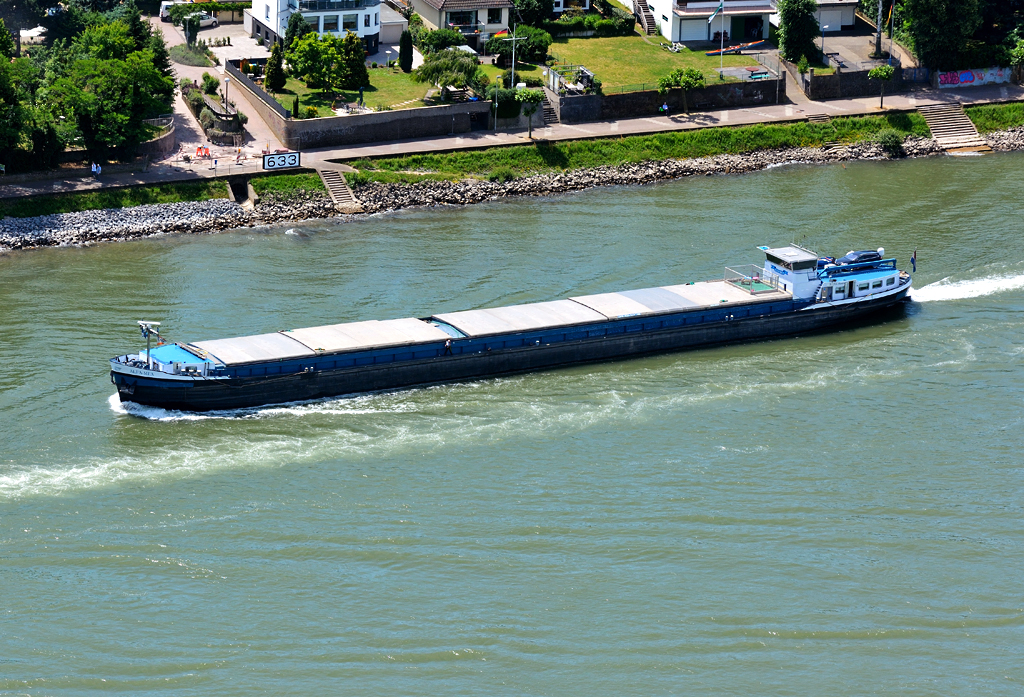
[
  {"x1": 806, "y1": 114, "x2": 832, "y2": 124},
  {"x1": 317, "y1": 169, "x2": 363, "y2": 213},
  {"x1": 633, "y1": 0, "x2": 657, "y2": 35},
  {"x1": 541, "y1": 95, "x2": 558, "y2": 125},
  {"x1": 917, "y1": 103, "x2": 992, "y2": 153}
]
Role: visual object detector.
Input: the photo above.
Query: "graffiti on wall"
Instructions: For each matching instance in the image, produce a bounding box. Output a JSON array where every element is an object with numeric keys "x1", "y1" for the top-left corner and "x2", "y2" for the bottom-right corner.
[{"x1": 936, "y1": 67, "x2": 1010, "y2": 89}]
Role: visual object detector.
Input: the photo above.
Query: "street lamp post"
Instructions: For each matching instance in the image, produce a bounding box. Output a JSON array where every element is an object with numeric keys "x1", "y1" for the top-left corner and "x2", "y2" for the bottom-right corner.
[
  {"x1": 224, "y1": 76, "x2": 230, "y2": 112},
  {"x1": 386, "y1": 49, "x2": 392, "y2": 68},
  {"x1": 821, "y1": 25, "x2": 829, "y2": 67}
]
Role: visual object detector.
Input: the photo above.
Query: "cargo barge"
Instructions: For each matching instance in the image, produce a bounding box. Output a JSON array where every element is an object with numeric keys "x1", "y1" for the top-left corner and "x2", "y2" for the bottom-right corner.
[{"x1": 111, "y1": 246, "x2": 912, "y2": 412}]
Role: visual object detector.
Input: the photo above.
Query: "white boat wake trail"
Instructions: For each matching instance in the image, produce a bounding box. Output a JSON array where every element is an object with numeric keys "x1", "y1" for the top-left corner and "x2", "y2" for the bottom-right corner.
[{"x1": 913, "y1": 272, "x2": 1024, "y2": 303}]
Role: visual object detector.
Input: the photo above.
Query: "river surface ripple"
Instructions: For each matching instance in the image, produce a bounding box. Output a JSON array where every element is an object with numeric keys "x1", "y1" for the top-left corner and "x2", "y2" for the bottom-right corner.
[{"x1": 1, "y1": 154, "x2": 1023, "y2": 696}]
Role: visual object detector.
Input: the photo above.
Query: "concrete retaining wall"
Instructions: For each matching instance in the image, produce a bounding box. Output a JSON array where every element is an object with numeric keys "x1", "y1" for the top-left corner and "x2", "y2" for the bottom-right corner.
[
  {"x1": 552, "y1": 78, "x2": 786, "y2": 123},
  {"x1": 287, "y1": 102, "x2": 494, "y2": 149},
  {"x1": 139, "y1": 126, "x2": 177, "y2": 157},
  {"x1": 804, "y1": 67, "x2": 903, "y2": 100}
]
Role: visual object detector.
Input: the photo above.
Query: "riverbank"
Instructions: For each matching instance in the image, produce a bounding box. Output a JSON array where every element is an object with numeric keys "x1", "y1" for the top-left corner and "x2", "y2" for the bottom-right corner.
[{"x1": 3, "y1": 122, "x2": 1024, "y2": 252}]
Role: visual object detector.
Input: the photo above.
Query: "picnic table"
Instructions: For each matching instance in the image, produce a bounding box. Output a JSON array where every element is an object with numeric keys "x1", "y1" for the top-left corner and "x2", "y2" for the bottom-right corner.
[{"x1": 745, "y1": 66, "x2": 770, "y2": 80}]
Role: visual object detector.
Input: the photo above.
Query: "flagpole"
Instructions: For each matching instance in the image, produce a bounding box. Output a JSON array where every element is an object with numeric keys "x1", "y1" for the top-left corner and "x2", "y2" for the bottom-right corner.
[{"x1": 720, "y1": 10, "x2": 724, "y2": 73}]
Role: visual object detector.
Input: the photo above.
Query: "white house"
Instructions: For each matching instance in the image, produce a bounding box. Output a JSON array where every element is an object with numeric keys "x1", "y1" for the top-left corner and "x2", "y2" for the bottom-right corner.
[
  {"x1": 812, "y1": 0, "x2": 857, "y2": 31},
  {"x1": 410, "y1": 0, "x2": 513, "y2": 51},
  {"x1": 649, "y1": 0, "x2": 772, "y2": 44},
  {"x1": 768, "y1": 0, "x2": 858, "y2": 33},
  {"x1": 248, "y1": 0, "x2": 384, "y2": 54}
]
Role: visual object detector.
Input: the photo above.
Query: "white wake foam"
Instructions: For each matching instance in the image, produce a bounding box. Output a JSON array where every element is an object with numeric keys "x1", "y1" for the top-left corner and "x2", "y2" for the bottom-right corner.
[{"x1": 913, "y1": 273, "x2": 1024, "y2": 303}]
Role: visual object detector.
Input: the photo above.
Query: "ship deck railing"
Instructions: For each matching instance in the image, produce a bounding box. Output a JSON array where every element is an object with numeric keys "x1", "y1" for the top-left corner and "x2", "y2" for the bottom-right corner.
[{"x1": 724, "y1": 266, "x2": 781, "y2": 295}]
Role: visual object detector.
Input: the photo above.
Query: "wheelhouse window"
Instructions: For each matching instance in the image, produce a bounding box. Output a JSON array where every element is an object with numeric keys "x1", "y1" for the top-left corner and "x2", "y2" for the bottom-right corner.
[
  {"x1": 488, "y1": 8, "x2": 502, "y2": 23},
  {"x1": 886, "y1": 277, "x2": 896, "y2": 285},
  {"x1": 322, "y1": 14, "x2": 339, "y2": 31},
  {"x1": 343, "y1": 12, "x2": 358, "y2": 30},
  {"x1": 858, "y1": 283, "x2": 869, "y2": 291},
  {"x1": 872, "y1": 280, "x2": 883, "y2": 289}
]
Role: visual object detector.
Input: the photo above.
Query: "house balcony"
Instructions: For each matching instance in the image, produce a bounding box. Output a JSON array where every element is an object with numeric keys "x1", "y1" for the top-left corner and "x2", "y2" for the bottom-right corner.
[
  {"x1": 447, "y1": 22, "x2": 485, "y2": 33},
  {"x1": 298, "y1": 0, "x2": 379, "y2": 11}
]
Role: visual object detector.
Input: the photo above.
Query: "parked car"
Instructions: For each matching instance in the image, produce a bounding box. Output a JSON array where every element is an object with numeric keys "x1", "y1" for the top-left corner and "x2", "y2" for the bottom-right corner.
[{"x1": 191, "y1": 12, "x2": 219, "y2": 28}]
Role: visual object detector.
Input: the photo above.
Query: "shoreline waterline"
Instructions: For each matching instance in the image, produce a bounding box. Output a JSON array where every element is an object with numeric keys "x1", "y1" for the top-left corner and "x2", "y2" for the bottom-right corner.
[{"x1": 2, "y1": 126, "x2": 1023, "y2": 253}]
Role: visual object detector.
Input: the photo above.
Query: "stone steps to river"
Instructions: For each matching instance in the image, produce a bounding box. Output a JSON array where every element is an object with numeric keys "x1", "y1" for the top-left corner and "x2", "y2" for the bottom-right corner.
[
  {"x1": 318, "y1": 169, "x2": 363, "y2": 213},
  {"x1": 542, "y1": 96, "x2": 558, "y2": 125},
  {"x1": 917, "y1": 103, "x2": 992, "y2": 153}
]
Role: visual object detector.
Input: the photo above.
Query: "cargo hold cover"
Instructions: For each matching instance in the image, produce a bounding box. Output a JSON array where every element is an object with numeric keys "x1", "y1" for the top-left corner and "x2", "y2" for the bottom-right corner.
[
  {"x1": 191, "y1": 332, "x2": 315, "y2": 366},
  {"x1": 282, "y1": 318, "x2": 450, "y2": 353},
  {"x1": 434, "y1": 299, "x2": 606, "y2": 337}
]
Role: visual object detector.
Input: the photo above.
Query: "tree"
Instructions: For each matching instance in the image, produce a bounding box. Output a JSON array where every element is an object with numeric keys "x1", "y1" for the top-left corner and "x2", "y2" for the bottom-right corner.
[
  {"x1": 0, "y1": 61, "x2": 26, "y2": 160},
  {"x1": 72, "y1": 20, "x2": 136, "y2": 61},
  {"x1": 0, "y1": 18, "x2": 15, "y2": 59},
  {"x1": 288, "y1": 32, "x2": 342, "y2": 91},
  {"x1": 904, "y1": 0, "x2": 981, "y2": 70},
  {"x1": 399, "y1": 29, "x2": 413, "y2": 72},
  {"x1": 49, "y1": 49, "x2": 173, "y2": 159},
  {"x1": 777, "y1": 0, "x2": 819, "y2": 63},
  {"x1": 513, "y1": 0, "x2": 554, "y2": 28},
  {"x1": 868, "y1": 64, "x2": 895, "y2": 108},
  {"x1": 413, "y1": 48, "x2": 479, "y2": 90},
  {"x1": 658, "y1": 67, "x2": 704, "y2": 113},
  {"x1": 338, "y1": 31, "x2": 369, "y2": 90},
  {"x1": 265, "y1": 41, "x2": 286, "y2": 93},
  {"x1": 515, "y1": 87, "x2": 543, "y2": 138},
  {"x1": 285, "y1": 12, "x2": 312, "y2": 50}
]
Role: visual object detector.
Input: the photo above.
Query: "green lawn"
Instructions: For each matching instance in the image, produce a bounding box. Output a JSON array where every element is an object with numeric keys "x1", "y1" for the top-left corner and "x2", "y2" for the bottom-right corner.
[
  {"x1": 272, "y1": 70, "x2": 430, "y2": 117},
  {"x1": 549, "y1": 35, "x2": 759, "y2": 89}
]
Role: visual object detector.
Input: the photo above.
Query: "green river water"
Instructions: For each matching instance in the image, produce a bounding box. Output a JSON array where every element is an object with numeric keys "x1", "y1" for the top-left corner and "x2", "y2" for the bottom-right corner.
[{"x1": 2, "y1": 153, "x2": 1023, "y2": 696}]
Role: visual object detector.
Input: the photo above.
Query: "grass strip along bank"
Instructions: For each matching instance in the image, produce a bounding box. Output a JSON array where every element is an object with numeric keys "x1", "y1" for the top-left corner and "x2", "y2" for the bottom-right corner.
[
  {"x1": 347, "y1": 103, "x2": 1024, "y2": 184},
  {"x1": 0, "y1": 180, "x2": 229, "y2": 219},
  {"x1": 346, "y1": 113, "x2": 933, "y2": 183}
]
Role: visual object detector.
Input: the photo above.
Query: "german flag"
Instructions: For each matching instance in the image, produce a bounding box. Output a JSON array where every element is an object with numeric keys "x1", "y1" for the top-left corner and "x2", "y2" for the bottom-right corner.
[{"x1": 493, "y1": 28, "x2": 509, "y2": 37}]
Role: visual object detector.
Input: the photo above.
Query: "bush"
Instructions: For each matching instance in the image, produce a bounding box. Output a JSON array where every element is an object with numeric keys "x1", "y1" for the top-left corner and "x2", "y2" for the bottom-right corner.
[
  {"x1": 487, "y1": 86, "x2": 521, "y2": 118},
  {"x1": 169, "y1": 43, "x2": 212, "y2": 67},
  {"x1": 419, "y1": 28, "x2": 466, "y2": 53},
  {"x1": 199, "y1": 107, "x2": 216, "y2": 130},
  {"x1": 501, "y1": 68, "x2": 543, "y2": 88},
  {"x1": 876, "y1": 128, "x2": 905, "y2": 157},
  {"x1": 488, "y1": 167, "x2": 517, "y2": 182},
  {"x1": 797, "y1": 55, "x2": 809, "y2": 74},
  {"x1": 237, "y1": 111, "x2": 248, "y2": 125},
  {"x1": 485, "y1": 26, "x2": 552, "y2": 64},
  {"x1": 201, "y1": 72, "x2": 220, "y2": 95},
  {"x1": 305, "y1": 105, "x2": 319, "y2": 118}
]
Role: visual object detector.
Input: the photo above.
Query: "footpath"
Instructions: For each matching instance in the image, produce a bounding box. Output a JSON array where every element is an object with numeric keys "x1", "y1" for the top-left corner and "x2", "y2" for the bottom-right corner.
[{"x1": 2, "y1": 80, "x2": 1022, "y2": 201}]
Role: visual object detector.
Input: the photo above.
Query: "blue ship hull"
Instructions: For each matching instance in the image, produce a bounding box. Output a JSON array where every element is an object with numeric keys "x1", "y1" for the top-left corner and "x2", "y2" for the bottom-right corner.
[{"x1": 111, "y1": 286, "x2": 910, "y2": 412}]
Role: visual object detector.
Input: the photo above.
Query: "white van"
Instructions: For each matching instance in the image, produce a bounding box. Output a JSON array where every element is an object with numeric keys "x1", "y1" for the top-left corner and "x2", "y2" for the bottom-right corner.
[{"x1": 159, "y1": 1, "x2": 180, "y2": 21}]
